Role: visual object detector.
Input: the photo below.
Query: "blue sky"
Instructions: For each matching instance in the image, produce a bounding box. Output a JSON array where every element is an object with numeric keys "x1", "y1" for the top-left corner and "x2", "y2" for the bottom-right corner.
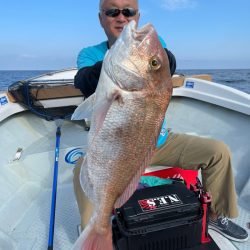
[{"x1": 1, "y1": 0, "x2": 250, "y2": 70}]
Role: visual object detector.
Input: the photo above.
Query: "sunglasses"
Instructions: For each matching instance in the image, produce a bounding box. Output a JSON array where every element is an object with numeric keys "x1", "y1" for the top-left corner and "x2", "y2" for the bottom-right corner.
[{"x1": 102, "y1": 8, "x2": 138, "y2": 18}]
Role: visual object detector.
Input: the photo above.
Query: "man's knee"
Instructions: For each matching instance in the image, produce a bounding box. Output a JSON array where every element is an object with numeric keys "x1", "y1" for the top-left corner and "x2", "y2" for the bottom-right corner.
[
  {"x1": 204, "y1": 140, "x2": 232, "y2": 171},
  {"x1": 210, "y1": 140, "x2": 231, "y2": 159}
]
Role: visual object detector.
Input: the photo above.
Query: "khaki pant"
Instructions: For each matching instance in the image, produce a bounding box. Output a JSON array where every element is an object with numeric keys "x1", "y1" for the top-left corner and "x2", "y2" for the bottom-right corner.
[{"x1": 73, "y1": 133, "x2": 238, "y2": 229}]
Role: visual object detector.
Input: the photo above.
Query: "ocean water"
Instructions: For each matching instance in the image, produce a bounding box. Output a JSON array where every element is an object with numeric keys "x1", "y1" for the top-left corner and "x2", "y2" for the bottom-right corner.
[
  {"x1": 0, "y1": 69, "x2": 250, "y2": 94},
  {"x1": 0, "y1": 70, "x2": 51, "y2": 92}
]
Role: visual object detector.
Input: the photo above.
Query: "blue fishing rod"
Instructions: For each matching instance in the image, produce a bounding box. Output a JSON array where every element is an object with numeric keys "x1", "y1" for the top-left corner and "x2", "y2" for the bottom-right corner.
[{"x1": 48, "y1": 119, "x2": 63, "y2": 250}]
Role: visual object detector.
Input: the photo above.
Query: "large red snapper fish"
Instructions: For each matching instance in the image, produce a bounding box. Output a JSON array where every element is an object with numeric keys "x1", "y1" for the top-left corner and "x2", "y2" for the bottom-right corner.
[{"x1": 71, "y1": 20, "x2": 173, "y2": 250}]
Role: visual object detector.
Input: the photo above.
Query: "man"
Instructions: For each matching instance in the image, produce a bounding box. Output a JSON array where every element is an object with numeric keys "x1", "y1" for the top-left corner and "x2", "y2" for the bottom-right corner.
[{"x1": 73, "y1": 0, "x2": 248, "y2": 242}]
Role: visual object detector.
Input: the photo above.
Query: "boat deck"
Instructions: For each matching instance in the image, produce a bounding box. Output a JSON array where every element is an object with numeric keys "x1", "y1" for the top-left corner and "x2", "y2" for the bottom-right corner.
[
  {"x1": 8, "y1": 182, "x2": 79, "y2": 250},
  {"x1": 6, "y1": 180, "x2": 250, "y2": 250}
]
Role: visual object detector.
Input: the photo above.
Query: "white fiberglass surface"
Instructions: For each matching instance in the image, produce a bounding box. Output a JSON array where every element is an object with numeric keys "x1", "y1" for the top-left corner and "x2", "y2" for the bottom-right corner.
[
  {"x1": 0, "y1": 99, "x2": 249, "y2": 249},
  {"x1": 0, "y1": 112, "x2": 87, "y2": 249},
  {"x1": 7, "y1": 183, "x2": 79, "y2": 250}
]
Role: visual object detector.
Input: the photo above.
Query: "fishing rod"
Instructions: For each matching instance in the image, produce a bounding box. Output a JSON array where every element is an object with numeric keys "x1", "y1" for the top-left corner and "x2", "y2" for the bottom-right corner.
[{"x1": 48, "y1": 119, "x2": 63, "y2": 250}]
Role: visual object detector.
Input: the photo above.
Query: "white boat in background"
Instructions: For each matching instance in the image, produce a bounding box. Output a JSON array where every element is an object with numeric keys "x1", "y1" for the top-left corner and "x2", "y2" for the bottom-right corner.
[{"x1": 0, "y1": 68, "x2": 249, "y2": 250}]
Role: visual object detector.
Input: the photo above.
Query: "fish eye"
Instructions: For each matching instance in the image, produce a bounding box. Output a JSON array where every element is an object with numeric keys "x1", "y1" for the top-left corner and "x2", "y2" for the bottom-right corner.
[{"x1": 150, "y1": 57, "x2": 161, "y2": 70}]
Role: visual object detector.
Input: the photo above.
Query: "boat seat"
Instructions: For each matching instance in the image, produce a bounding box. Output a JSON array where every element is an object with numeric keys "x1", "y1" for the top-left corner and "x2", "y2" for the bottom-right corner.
[
  {"x1": 7, "y1": 85, "x2": 84, "y2": 103},
  {"x1": 29, "y1": 85, "x2": 84, "y2": 101},
  {"x1": 7, "y1": 84, "x2": 85, "y2": 111},
  {"x1": 172, "y1": 74, "x2": 212, "y2": 88},
  {"x1": 7, "y1": 74, "x2": 212, "y2": 103}
]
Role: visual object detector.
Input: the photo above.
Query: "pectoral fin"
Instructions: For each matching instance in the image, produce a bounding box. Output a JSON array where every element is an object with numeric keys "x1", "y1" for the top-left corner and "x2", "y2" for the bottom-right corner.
[{"x1": 92, "y1": 89, "x2": 123, "y2": 135}]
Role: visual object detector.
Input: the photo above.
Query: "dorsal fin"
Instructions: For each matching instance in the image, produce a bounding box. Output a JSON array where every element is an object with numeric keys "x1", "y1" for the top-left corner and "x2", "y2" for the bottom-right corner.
[{"x1": 71, "y1": 93, "x2": 95, "y2": 120}]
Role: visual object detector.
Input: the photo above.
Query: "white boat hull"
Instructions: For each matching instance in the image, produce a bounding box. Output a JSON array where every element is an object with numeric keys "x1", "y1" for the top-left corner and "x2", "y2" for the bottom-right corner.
[{"x1": 0, "y1": 69, "x2": 249, "y2": 250}]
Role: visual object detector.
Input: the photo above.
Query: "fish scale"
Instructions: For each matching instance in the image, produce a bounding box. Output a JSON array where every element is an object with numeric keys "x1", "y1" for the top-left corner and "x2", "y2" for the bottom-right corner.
[{"x1": 71, "y1": 20, "x2": 172, "y2": 250}]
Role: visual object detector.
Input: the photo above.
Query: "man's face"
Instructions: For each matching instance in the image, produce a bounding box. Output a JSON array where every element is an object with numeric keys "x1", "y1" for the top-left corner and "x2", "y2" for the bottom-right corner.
[{"x1": 99, "y1": 0, "x2": 140, "y2": 46}]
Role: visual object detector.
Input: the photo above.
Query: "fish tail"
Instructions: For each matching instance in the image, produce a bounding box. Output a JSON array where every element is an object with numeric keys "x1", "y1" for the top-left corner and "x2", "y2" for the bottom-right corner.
[{"x1": 72, "y1": 220, "x2": 113, "y2": 250}]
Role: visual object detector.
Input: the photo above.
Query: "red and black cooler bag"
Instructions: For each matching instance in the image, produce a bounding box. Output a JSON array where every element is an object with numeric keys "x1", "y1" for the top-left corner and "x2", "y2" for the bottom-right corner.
[{"x1": 112, "y1": 181, "x2": 216, "y2": 250}]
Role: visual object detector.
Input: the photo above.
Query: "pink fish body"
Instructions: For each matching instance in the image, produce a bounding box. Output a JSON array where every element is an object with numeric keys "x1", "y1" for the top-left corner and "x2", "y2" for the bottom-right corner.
[{"x1": 71, "y1": 20, "x2": 173, "y2": 250}]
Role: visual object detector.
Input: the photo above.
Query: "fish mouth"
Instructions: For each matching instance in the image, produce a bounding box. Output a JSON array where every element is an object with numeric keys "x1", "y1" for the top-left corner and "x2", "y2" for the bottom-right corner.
[
  {"x1": 134, "y1": 23, "x2": 155, "y2": 43},
  {"x1": 108, "y1": 21, "x2": 158, "y2": 88},
  {"x1": 122, "y1": 20, "x2": 155, "y2": 45}
]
